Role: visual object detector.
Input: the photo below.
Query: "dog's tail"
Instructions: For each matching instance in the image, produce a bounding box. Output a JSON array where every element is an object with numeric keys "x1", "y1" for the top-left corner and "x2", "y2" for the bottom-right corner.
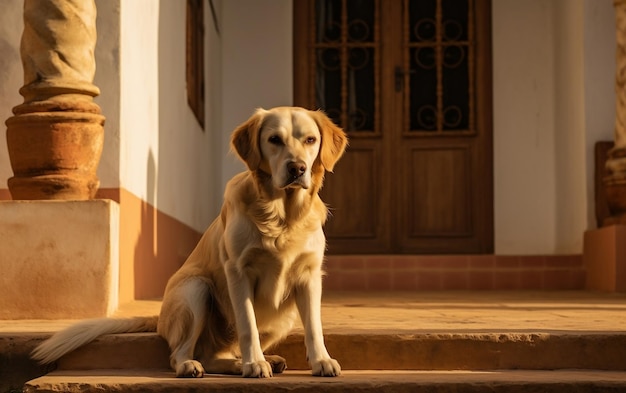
[{"x1": 31, "y1": 316, "x2": 159, "y2": 364}]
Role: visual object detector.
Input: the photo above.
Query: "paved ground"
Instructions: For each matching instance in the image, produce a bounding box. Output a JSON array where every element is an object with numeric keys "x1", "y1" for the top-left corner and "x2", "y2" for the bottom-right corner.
[
  {"x1": 2, "y1": 291, "x2": 626, "y2": 334},
  {"x1": 24, "y1": 369, "x2": 626, "y2": 393}
]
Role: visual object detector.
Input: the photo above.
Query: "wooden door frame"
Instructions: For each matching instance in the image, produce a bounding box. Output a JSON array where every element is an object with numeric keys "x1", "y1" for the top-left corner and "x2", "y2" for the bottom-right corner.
[
  {"x1": 293, "y1": 0, "x2": 493, "y2": 254},
  {"x1": 395, "y1": 0, "x2": 493, "y2": 253},
  {"x1": 294, "y1": 0, "x2": 395, "y2": 254}
]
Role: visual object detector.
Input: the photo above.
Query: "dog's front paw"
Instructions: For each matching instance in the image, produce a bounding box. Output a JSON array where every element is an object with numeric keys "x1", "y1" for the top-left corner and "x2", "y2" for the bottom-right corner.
[
  {"x1": 176, "y1": 360, "x2": 205, "y2": 378},
  {"x1": 265, "y1": 354, "x2": 287, "y2": 374},
  {"x1": 242, "y1": 360, "x2": 273, "y2": 378},
  {"x1": 311, "y1": 358, "x2": 341, "y2": 377}
]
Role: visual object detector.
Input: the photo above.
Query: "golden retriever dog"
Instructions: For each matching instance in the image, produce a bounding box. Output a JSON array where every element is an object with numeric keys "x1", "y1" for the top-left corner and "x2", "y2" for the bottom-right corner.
[{"x1": 32, "y1": 106, "x2": 348, "y2": 378}]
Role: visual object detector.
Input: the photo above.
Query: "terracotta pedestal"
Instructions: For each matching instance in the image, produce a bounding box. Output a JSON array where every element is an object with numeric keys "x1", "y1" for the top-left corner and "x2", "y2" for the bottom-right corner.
[
  {"x1": 6, "y1": 104, "x2": 104, "y2": 200},
  {"x1": 583, "y1": 225, "x2": 626, "y2": 292}
]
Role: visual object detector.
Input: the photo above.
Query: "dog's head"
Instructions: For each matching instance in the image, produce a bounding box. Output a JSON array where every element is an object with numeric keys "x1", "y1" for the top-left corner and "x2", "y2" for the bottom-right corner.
[{"x1": 231, "y1": 107, "x2": 348, "y2": 191}]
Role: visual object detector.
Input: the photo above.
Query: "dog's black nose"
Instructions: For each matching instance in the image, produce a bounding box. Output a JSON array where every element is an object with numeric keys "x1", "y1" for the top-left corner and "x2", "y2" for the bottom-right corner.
[{"x1": 287, "y1": 161, "x2": 307, "y2": 178}]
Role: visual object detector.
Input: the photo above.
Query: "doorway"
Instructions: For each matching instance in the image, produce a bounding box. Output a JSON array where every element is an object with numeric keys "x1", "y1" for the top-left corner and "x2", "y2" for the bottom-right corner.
[{"x1": 294, "y1": 0, "x2": 493, "y2": 254}]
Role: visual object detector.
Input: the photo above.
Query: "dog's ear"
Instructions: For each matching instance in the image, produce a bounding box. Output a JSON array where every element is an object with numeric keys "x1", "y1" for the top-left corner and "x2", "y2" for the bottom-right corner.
[
  {"x1": 311, "y1": 110, "x2": 348, "y2": 172},
  {"x1": 230, "y1": 108, "x2": 267, "y2": 171}
]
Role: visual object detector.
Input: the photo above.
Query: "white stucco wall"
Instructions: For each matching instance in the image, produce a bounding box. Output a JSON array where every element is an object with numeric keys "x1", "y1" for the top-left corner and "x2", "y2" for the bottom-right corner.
[
  {"x1": 552, "y1": 0, "x2": 588, "y2": 254},
  {"x1": 493, "y1": 0, "x2": 558, "y2": 254},
  {"x1": 94, "y1": 0, "x2": 121, "y2": 189},
  {"x1": 493, "y1": 0, "x2": 615, "y2": 254},
  {"x1": 119, "y1": 0, "x2": 160, "y2": 207},
  {"x1": 583, "y1": 0, "x2": 617, "y2": 227},
  {"x1": 118, "y1": 0, "x2": 219, "y2": 232},
  {"x1": 220, "y1": 0, "x2": 294, "y2": 190}
]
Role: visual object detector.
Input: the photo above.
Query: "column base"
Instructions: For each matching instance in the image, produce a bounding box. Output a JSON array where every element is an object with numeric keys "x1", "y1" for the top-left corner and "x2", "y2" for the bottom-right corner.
[
  {"x1": 583, "y1": 225, "x2": 626, "y2": 292},
  {"x1": 0, "y1": 200, "x2": 119, "y2": 319},
  {"x1": 7, "y1": 174, "x2": 99, "y2": 201},
  {"x1": 5, "y1": 110, "x2": 104, "y2": 200}
]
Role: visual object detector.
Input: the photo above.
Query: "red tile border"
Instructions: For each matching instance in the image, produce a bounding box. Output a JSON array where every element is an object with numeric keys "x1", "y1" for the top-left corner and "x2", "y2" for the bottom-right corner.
[
  {"x1": 391, "y1": 256, "x2": 419, "y2": 270},
  {"x1": 545, "y1": 255, "x2": 583, "y2": 268},
  {"x1": 324, "y1": 254, "x2": 585, "y2": 291},
  {"x1": 367, "y1": 270, "x2": 392, "y2": 291},
  {"x1": 469, "y1": 255, "x2": 495, "y2": 268},
  {"x1": 518, "y1": 270, "x2": 544, "y2": 290},
  {"x1": 413, "y1": 256, "x2": 445, "y2": 269},
  {"x1": 391, "y1": 270, "x2": 418, "y2": 291},
  {"x1": 468, "y1": 271, "x2": 494, "y2": 290},
  {"x1": 493, "y1": 271, "x2": 521, "y2": 290},
  {"x1": 416, "y1": 271, "x2": 443, "y2": 291},
  {"x1": 440, "y1": 255, "x2": 470, "y2": 269},
  {"x1": 495, "y1": 256, "x2": 521, "y2": 268},
  {"x1": 441, "y1": 271, "x2": 469, "y2": 290},
  {"x1": 364, "y1": 256, "x2": 393, "y2": 269},
  {"x1": 327, "y1": 256, "x2": 365, "y2": 270},
  {"x1": 519, "y1": 256, "x2": 546, "y2": 268}
]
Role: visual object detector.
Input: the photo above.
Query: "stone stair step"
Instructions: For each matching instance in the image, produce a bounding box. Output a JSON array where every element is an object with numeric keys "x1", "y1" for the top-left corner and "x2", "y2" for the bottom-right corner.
[
  {"x1": 5, "y1": 291, "x2": 626, "y2": 392},
  {"x1": 51, "y1": 331, "x2": 626, "y2": 372},
  {"x1": 24, "y1": 369, "x2": 626, "y2": 393}
]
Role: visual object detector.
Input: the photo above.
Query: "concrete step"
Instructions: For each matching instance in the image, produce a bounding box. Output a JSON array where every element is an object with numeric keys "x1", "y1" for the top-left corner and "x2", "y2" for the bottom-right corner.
[
  {"x1": 50, "y1": 331, "x2": 626, "y2": 372},
  {"x1": 5, "y1": 291, "x2": 626, "y2": 392},
  {"x1": 24, "y1": 369, "x2": 626, "y2": 393}
]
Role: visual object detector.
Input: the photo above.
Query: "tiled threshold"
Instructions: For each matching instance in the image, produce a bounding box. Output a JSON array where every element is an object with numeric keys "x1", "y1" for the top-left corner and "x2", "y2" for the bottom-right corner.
[{"x1": 324, "y1": 255, "x2": 584, "y2": 291}]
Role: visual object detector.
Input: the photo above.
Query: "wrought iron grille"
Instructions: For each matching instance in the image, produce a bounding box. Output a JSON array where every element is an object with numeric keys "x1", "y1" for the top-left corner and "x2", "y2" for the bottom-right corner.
[
  {"x1": 311, "y1": 0, "x2": 475, "y2": 136},
  {"x1": 312, "y1": 0, "x2": 380, "y2": 134},
  {"x1": 405, "y1": 0, "x2": 475, "y2": 135}
]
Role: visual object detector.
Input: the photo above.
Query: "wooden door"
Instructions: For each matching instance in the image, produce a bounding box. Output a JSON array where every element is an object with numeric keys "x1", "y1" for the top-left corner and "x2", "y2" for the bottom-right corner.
[{"x1": 294, "y1": 0, "x2": 493, "y2": 254}]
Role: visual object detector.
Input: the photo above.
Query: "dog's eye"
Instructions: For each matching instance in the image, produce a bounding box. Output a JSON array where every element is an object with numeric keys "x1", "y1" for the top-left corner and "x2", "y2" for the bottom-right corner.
[
  {"x1": 304, "y1": 136, "x2": 317, "y2": 144},
  {"x1": 268, "y1": 135, "x2": 283, "y2": 145}
]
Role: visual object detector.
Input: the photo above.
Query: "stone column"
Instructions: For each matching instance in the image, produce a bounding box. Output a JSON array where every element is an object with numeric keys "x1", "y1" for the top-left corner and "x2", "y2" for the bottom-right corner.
[
  {"x1": 605, "y1": 0, "x2": 626, "y2": 225},
  {"x1": 5, "y1": 0, "x2": 104, "y2": 200}
]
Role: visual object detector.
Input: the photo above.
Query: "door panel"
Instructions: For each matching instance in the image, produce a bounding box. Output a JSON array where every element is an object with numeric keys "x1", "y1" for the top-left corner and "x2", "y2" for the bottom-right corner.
[
  {"x1": 294, "y1": 0, "x2": 493, "y2": 254},
  {"x1": 407, "y1": 145, "x2": 472, "y2": 237},
  {"x1": 323, "y1": 147, "x2": 380, "y2": 239},
  {"x1": 321, "y1": 139, "x2": 392, "y2": 253}
]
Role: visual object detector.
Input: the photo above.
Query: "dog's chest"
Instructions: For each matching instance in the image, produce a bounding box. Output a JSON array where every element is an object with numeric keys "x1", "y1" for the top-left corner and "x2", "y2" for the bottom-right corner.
[
  {"x1": 258, "y1": 248, "x2": 318, "y2": 297},
  {"x1": 246, "y1": 230, "x2": 322, "y2": 311}
]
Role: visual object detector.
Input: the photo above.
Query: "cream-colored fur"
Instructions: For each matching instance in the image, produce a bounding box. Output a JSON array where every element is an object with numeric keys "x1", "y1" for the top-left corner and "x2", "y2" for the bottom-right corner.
[{"x1": 31, "y1": 107, "x2": 348, "y2": 379}]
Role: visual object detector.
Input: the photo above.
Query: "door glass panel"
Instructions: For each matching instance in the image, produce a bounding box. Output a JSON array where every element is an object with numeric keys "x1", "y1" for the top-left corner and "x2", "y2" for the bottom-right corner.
[
  {"x1": 442, "y1": 0, "x2": 468, "y2": 41},
  {"x1": 410, "y1": 47, "x2": 437, "y2": 130},
  {"x1": 442, "y1": 45, "x2": 469, "y2": 130},
  {"x1": 406, "y1": 0, "x2": 474, "y2": 135},
  {"x1": 347, "y1": 0, "x2": 375, "y2": 42},
  {"x1": 316, "y1": 0, "x2": 342, "y2": 43},
  {"x1": 314, "y1": 0, "x2": 379, "y2": 134},
  {"x1": 348, "y1": 47, "x2": 375, "y2": 130},
  {"x1": 316, "y1": 48, "x2": 343, "y2": 125},
  {"x1": 409, "y1": 0, "x2": 436, "y2": 42}
]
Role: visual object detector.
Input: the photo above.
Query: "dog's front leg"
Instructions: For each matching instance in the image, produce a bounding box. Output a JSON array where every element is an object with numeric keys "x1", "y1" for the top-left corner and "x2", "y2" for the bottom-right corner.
[
  {"x1": 296, "y1": 273, "x2": 341, "y2": 377},
  {"x1": 224, "y1": 261, "x2": 273, "y2": 378}
]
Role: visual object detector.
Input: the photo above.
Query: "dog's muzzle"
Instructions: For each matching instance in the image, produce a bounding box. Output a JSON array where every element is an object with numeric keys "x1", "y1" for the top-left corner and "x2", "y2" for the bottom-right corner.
[{"x1": 284, "y1": 160, "x2": 308, "y2": 188}]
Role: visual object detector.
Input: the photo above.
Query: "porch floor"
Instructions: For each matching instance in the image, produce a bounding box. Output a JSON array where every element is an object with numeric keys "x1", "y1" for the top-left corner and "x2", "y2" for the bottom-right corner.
[
  {"x1": 0, "y1": 291, "x2": 626, "y2": 334},
  {"x1": 2, "y1": 290, "x2": 626, "y2": 334}
]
